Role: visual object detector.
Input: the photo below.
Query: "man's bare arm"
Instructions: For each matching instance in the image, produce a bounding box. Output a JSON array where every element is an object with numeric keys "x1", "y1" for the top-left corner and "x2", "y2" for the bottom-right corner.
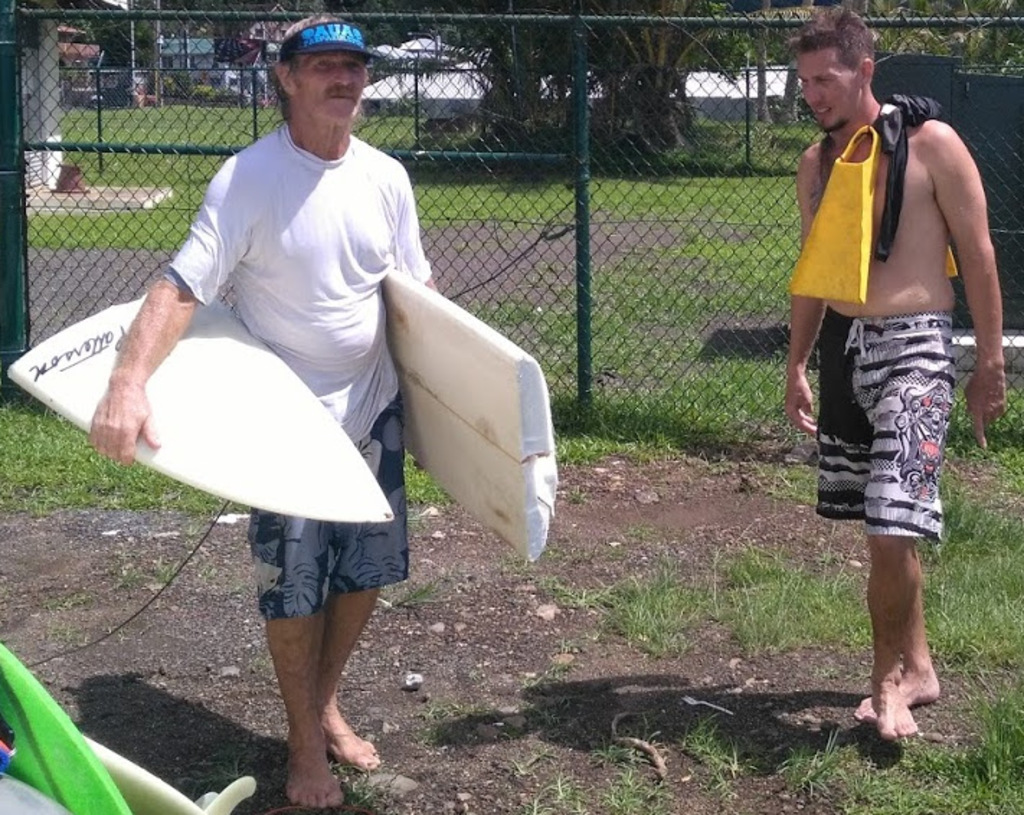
[
  {"x1": 924, "y1": 122, "x2": 1006, "y2": 446},
  {"x1": 89, "y1": 279, "x2": 199, "y2": 464},
  {"x1": 786, "y1": 147, "x2": 827, "y2": 436}
]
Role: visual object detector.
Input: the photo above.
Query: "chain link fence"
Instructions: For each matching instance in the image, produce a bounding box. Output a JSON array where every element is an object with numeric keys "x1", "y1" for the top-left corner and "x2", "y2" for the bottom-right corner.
[{"x1": 9, "y1": 9, "x2": 1024, "y2": 446}]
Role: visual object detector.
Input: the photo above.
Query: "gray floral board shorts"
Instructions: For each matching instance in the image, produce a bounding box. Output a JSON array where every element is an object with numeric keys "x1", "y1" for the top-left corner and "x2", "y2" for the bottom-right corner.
[
  {"x1": 816, "y1": 309, "x2": 955, "y2": 541},
  {"x1": 248, "y1": 396, "x2": 409, "y2": 619}
]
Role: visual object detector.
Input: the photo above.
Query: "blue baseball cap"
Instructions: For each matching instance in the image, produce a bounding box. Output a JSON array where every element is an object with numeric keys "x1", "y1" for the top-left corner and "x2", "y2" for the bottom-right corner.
[{"x1": 279, "y1": 20, "x2": 373, "y2": 62}]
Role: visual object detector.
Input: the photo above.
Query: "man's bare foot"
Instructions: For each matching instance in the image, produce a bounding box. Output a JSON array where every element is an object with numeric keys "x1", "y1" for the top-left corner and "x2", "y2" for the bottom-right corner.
[
  {"x1": 854, "y1": 669, "x2": 940, "y2": 723},
  {"x1": 322, "y1": 706, "x2": 381, "y2": 771},
  {"x1": 874, "y1": 692, "x2": 919, "y2": 741},
  {"x1": 286, "y1": 743, "x2": 345, "y2": 808}
]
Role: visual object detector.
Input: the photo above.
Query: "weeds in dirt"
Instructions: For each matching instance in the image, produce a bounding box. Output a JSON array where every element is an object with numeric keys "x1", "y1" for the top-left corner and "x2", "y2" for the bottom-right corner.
[
  {"x1": 601, "y1": 568, "x2": 706, "y2": 658},
  {"x1": 417, "y1": 700, "x2": 499, "y2": 747},
  {"x1": 41, "y1": 591, "x2": 93, "y2": 612},
  {"x1": 599, "y1": 767, "x2": 673, "y2": 814},
  {"x1": 780, "y1": 727, "x2": 844, "y2": 798},
  {"x1": 175, "y1": 746, "x2": 250, "y2": 800},
  {"x1": 508, "y1": 746, "x2": 557, "y2": 778},
  {"x1": 110, "y1": 550, "x2": 181, "y2": 592},
  {"x1": 622, "y1": 523, "x2": 660, "y2": 544},
  {"x1": 339, "y1": 773, "x2": 395, "y2": 813},
  {"x1": 542, "y1": 564, "x2": 704, "y2": 658},
  {"x1": 381, "y1": 579, "x2": 444, "y2": 609},
  {"x1": 524, "y1": 774, "x2": 588, "y2": 814},
  {"x1": 152, "y1": 557, "x2": 180, "y2": 584},
  {"x1": 592, "y1": 740, "x2": 642, "y2": 766},
  {"x1": 43, "y1": 621, "x2": 85, "y2": 647},
  {"x1": 521, "y1": 655, "x2": 580, "y2": 690},
  {"x1": 113, "y1": 560, "x2": 148, "y2": 590},
  {"x1": 679, "y1": 716, "x2": 752, "y2": 795},
  {"x1": 749, "y1": 460, "x2": 818, "y2": 505},
  {"x1": 519, "y1": 800, "x2": 557, "y2": 815},
  {"x1": 716, "y1": 549, "x2": 868, "y2": 653},
  {"x1": 538, "y1": 578, "x2": 614, "y2": 610},
  {"x1": 523, "y1": 767, "x2": 673, "y2": 815},
  {"x1": 564, "y1": 486, "x2": 588, "y2": 505}
]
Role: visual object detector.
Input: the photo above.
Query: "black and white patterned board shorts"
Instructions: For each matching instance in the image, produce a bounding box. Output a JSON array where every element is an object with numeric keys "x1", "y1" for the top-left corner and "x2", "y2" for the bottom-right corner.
[
  {"x1": 816, "y1": 309, "x2": 955, "y2": 541},
  {"x1": 248, "y1": 396, "x2": 409, "y2": 620}
]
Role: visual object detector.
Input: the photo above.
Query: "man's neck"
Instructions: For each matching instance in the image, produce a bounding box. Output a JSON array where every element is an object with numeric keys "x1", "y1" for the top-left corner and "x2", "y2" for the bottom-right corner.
[
  {"x1": 830, "y1": 96, "x2": 883, "y2": 152},
  {"x1": 287, "y1": 119, "x2": 352, "y2": 161}
]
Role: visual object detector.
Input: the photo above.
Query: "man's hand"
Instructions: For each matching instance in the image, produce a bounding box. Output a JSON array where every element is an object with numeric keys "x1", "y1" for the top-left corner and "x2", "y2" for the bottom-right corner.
[
  {"x1": 964, "y1": 361, "x2": 1006, "y2": 448},
  {"x1": 88, "y1": 380, "x2": 161, "y2": 465},
  {"x1": 785, "y1": 369, "x2": 818, "y2": 437}
]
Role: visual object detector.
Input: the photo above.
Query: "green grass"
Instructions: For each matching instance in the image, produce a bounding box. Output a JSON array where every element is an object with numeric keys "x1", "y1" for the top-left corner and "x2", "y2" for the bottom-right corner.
[
  {"x1": 541, "y1": 563, "x2": 705, "y2": 658},
  {"x1": 598, "y1": 567, "x2": 707, "y2": 658},
  {"x1": 779, "y1": 728, "x2": 846, "y2": 798},
  {"x1": 0, "y1": 401, "x2": 445, "y2": 514},
  {"x1": 678, "y1": 717, "x2": 753, "y2": 795},
  {"x1": 924, "y1": 487, "x2": 1024, "y2": 670},
  {"x1": 716, "y1": 548, "x2": 869, "y2": 653},
  {"x1": 520, "y1": 775, "x2": 588, "y2": 815},
  {"x1": 0, "y1": 401, "x2": 220, "y2": 515},
  {"x1": 836, "y1": 682, "x2": 1024, "y2": 814},
  {"x1": 598, "y1": 767, "x2": 674, "y2": 814}
]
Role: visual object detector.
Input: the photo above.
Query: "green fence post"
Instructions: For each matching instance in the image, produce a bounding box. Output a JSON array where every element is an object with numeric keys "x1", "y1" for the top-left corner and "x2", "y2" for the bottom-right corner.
[
  {"x1": 572, "y1": 5, "x2": 592, "y2": 407},
  {"x1": 251, "y1": 63, "x2": 258, "y2": 142},
  {"x1": 94, "y1": 61, "x2": 105, "y2": 173},
  {"x1": 744, "y1": 62, "x2": 752, "y2": 169},
  {"x1": 413, "y1": 58, "x2": 421, "y2": 150},
  {"x1": 0, "y1": 0, "x2": 27, "y2": 399}
]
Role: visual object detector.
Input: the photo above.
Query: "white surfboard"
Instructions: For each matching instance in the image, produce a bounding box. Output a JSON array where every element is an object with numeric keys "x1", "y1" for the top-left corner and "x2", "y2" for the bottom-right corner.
[
  {"x1": 383, "y1": 272, "x2": 557, "y2": 561},
  {"x1": 9, "y1": 299, "x2": 392, "y2": 524},
  {"x1": 85, "y1": 738, "x2": 256, "y2": 815}
]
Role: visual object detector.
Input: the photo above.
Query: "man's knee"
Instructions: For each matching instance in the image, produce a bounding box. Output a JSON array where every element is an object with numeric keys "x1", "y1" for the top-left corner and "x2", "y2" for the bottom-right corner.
[{"x1": 867, "y1": 534, "x2": 920, "y2": 563}]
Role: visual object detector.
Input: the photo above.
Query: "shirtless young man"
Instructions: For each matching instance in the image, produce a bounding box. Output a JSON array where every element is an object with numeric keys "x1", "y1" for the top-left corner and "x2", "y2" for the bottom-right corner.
[{"x1": 785, "y1": 9, "x2": 1006, "y2": 741}]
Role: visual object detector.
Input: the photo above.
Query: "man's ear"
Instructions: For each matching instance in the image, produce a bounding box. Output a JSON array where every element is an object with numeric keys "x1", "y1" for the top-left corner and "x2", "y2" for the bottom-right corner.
[
  {"x1": 860, "y1": 56, "x2": 875, "y2": 86},
  {"x1": 274, "y1": 61, "x2": 296, "y2": 95}
]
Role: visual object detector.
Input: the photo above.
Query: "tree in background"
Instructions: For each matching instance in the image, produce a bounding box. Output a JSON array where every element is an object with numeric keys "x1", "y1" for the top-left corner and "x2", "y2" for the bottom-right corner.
[
  {"x1": 585, "y1": 0, "x2": 746, "y2": 153},
  {"x1": 398, "y1": 1, "x2": 747, "y2": 154},
  {"x1": 861, "y1": 0, "x2": 1024, "y2": 69}
]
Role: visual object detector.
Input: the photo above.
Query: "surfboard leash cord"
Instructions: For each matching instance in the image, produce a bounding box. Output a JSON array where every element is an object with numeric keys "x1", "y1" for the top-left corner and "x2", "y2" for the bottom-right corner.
[
  {"x1": 26, "y1": 499, "x2": 231, "y2": 669},
  {"x1": 446, "y1": 199, "x2": 573, "y2": 302}
]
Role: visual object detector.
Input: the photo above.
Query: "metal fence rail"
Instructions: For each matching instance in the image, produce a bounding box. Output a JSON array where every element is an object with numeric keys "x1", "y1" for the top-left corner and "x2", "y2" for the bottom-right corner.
[{"x1": 5, "y1": 7, "x2": 1024, "y2": 446}]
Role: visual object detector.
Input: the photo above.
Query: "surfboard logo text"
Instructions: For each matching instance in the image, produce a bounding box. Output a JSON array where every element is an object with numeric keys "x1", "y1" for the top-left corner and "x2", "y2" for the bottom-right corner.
[{"x1": 30, "y1": 326, "x2": 127, "y2": 382}]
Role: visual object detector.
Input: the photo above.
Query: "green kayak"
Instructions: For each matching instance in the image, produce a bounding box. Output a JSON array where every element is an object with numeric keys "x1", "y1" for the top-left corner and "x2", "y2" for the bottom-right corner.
[{"x1": 0, "y1": 642, "x2": 131, "y2": 815}]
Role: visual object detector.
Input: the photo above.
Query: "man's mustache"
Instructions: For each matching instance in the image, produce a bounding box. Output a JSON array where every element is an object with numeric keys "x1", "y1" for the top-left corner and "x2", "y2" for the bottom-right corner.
[{"x1": 326, "y1": 86, "x2": 355, "y2": 99}]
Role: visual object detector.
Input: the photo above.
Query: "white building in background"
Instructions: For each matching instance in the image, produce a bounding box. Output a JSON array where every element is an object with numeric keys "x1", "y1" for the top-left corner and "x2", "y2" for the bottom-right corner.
[
  {"x1": 365, "y1": 33, "x2": 792, "y2": 127},
  {"x1": 364, "y1": 36, "x2": 489, "y2": 122},
  {"x1": 21, "y1": 0, "x2": 128, "y2": 189},
  {"x1": 686, "y1": 66, "x2": 791, "y2": 122},
  {"x1": 363, "y1": 63, "x2": 488, "y2": 120}
]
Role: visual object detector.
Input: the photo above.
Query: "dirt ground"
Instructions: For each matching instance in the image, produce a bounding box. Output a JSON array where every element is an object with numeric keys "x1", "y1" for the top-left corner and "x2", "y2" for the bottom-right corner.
[{"x1": 0, "y1": 452, "x2": 979, "y2": 815}]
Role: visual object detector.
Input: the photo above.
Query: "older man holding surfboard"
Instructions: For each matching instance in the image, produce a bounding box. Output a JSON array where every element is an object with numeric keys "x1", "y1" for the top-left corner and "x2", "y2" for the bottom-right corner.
[{"x1": 89, "y1": 16, "x2": 434, "y2": 809}]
